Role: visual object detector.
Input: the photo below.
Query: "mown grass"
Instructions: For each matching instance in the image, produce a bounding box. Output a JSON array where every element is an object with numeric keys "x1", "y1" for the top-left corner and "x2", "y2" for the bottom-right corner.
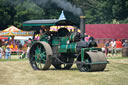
[
  {"x1": 0, "y1": 58, "x2": 28, "y2": 62},
  {"x1": 0, "y1": 53, "x2": 128, "y2": 85},
  {"x1": 0, "y1": 54, "x2": 28, "y2": 62}
]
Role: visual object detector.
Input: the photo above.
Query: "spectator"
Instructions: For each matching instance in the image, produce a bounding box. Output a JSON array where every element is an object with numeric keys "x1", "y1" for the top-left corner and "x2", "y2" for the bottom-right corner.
[
  {"x1": 110, "y1": 39, "x2": 116, "y2": 56},
  {"x1": 5, "y1": 45, "x2": 11, "y2": 59},
  {"x1": 104, "y1": 41, "x2": 110, "y2": 57},
  {"x1": 23, "y1": 41, "x2": 28, "y2": 48},
  {"x1": 0, "y1": 47, "x2": 3, "y2": 59},
  {"x1": 18, "y1": 43, "x2": 23, "y2": 50},
  {"x1": 122, "y1": 40, "x2": 128, "y2": 47},
  {"x1": 115, "y1": 39, "x2": 122, "y2": 55},
  {"x1": 26, "y1": 38, "x2": 32, "y2": 58},
  {"x1": 2, "y1": 45, "x2": 6, "y2": 59},
  {"x1": 4, "y1": 41, "x2": 8, "y2": 46}
]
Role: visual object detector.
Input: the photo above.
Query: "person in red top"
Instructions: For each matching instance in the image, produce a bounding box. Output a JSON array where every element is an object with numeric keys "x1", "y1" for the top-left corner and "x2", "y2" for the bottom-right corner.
[
  {"x1": 115, "y1": 39, "x2": 122, "y2": 55},
  {"x1": 116, "y1": 39, "x2": 122, "y2": 48}
]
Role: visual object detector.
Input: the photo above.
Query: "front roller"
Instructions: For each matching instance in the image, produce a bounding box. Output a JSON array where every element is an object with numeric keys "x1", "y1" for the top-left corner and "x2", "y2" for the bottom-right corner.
[
  {"x1": 76, "y1": 52, "x2": 107, "y2": 72},
  {"x1": 29, "y1": 41, "x2": 53, "y2": 70}
]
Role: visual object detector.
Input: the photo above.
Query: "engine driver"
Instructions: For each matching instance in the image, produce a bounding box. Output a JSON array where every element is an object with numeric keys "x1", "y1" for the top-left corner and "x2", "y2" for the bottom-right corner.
[{"x1": 39, "y1": 26, "x2": 51, "y2": 42}]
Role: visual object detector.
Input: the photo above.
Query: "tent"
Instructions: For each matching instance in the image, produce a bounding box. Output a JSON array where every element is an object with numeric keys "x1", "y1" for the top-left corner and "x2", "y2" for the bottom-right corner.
[
  {"x1": 0, "y1": 26, "x2": 34, "y2": 36},
  {"x1": 0, "y1": 26, "x2": 34, "y2": 54}
]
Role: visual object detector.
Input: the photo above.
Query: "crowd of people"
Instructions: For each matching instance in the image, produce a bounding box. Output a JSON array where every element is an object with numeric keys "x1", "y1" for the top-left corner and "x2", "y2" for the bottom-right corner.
[
  {"x1": 0, "y1": 44, "x2": 11, "y2": 59},
  {"x1": 84, "y1": 34, "x2": 128, "y2": 57},
  {"x1": 104, "y1": 39, "x2": 128, "y2": 57},
  {"x1": 0, "y1": 37, "x2": 31, "y2": 59}
]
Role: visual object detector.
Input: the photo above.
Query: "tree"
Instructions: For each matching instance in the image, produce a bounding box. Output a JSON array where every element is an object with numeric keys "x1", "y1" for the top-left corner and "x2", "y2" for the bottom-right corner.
[
  {"x1": 0, "y1": 0, "x2": 16, "y2": 29},
  {"x1": 0, "y1": 0, "x2": 128, "y2": 30}
]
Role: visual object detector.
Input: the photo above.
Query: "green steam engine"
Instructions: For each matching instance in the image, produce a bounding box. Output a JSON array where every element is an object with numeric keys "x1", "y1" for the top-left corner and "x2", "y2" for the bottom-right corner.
[{"x1": 22, "y1": 15, "x2": 108, "y2": 72}]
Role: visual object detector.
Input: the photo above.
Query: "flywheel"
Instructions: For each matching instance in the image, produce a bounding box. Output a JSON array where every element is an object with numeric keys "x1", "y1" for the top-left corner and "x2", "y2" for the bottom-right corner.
[{"x1": 29, "y1": 41, "x2": 53, "y2": 70}]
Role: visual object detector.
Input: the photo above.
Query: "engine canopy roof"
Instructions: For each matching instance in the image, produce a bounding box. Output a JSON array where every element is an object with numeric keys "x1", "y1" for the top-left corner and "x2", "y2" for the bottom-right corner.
[{"x1": 22, "y1": 19, "x2": 78, "y2": 31}]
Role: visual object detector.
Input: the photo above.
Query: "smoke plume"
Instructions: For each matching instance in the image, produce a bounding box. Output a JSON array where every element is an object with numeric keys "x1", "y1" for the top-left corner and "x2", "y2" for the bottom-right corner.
[
  {"x1": 6, "y1": 0, "x2": 82, "y2": 16},
  {"x1": 31, "y1": 0, "x2": 82, "y2": 16}
]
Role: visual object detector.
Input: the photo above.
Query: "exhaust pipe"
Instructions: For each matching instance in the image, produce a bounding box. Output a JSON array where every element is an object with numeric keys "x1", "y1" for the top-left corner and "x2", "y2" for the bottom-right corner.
[{"x1": 80, "y1": 12, "x2": 85, "y2": 40}]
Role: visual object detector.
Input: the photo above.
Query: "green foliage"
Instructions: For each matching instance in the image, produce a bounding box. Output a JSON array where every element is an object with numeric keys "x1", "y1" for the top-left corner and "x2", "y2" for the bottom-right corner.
[
  {"x1": 13, "y1": 0, "x2": 45, "y2": 28},
  {"x1": 0, "y1": 0, "x2": 128, "y2": 30}
]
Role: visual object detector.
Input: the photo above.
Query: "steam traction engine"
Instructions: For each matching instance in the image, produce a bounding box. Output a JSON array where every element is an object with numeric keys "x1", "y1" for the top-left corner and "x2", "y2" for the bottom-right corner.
[{"x1": 22, "y1": 16, "x2": 108, "y2": 72}]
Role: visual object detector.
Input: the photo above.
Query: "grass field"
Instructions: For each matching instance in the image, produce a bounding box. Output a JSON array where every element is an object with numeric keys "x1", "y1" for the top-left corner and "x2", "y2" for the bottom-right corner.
[{"x1": 0, "y1": 54, "x2": 128, "y2": 85}]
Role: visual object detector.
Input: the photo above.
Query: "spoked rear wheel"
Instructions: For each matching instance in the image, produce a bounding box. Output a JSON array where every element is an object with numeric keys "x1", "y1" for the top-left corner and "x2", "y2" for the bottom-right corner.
[{"x1": 29, "y1": 41, "x2": 53, "y2": 70}]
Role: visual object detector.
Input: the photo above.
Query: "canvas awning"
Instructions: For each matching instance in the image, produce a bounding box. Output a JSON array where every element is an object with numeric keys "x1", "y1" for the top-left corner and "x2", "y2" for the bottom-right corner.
[
  {"x1": 0, "y1": 26, "x2": 34, "y2": 36},
  {"x1": 22, "y1": 19, "x2": 78, "y2": 31}
]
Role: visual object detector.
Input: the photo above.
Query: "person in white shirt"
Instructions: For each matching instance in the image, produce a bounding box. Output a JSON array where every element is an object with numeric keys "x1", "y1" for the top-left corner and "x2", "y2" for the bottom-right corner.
[{"x1": 110, "y1": 39, "x2": 116, "y2": 56}]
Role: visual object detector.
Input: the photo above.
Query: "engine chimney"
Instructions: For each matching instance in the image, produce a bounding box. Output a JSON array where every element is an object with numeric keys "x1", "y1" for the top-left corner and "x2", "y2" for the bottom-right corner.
[{"x1": 80, "y1": 12, "x2": 85, "y2": 40}]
